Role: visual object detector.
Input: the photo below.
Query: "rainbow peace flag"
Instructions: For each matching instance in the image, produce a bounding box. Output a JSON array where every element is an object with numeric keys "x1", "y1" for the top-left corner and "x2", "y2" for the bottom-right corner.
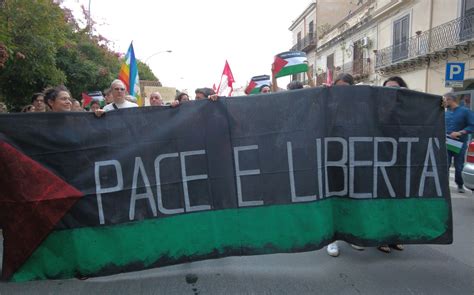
[{"x1": 118, "y1": 43, "x2": 142, "y2": 106}]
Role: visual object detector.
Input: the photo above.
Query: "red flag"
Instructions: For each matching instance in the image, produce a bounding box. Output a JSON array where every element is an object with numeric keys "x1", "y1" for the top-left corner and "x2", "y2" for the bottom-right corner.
[
  {"x1": 326, "y1": 68, "x2": 333, "y2": 86},
  {"x1": 0, "y1": 142, "x2": 83, "y2": 279},
  {"x1": 81, "y1": 92, "x2": 93, "y2": 108},
  {"x1": 217, "y1": 60, "x2": 235, "y2": 96},
  {"x1": 212, "y1": 83, "x2": 217, "y2": 92}
]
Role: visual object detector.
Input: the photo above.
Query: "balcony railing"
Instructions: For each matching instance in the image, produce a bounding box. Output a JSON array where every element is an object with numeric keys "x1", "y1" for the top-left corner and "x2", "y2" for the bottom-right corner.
[
  {"x1": 376, "y1": 13, "x2": 474, "y2": 69},
  {"x1": 290, "y1": 33, "x2": 317, "y2": 52}
]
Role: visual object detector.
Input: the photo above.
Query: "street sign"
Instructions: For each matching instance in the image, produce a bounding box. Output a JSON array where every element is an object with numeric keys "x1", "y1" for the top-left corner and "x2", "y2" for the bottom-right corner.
[{"x1": 445, "y1": 62, "x2": 465, "y2": 87}]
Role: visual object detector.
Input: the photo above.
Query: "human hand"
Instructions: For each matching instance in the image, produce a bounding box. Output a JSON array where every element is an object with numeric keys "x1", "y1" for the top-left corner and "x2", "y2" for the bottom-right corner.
[
  {"x1": 209, "y1": 94, "x2": 219, "y2": 101},
  {"x1": 170, "y1": 100, "x2": 180, "y2": 108},
  {"x1": 441, "y1": 97, "x2": 447, "y2": 108},
  {"x1": 450, "y1": 131, "x2": 462, "y2": 139}
]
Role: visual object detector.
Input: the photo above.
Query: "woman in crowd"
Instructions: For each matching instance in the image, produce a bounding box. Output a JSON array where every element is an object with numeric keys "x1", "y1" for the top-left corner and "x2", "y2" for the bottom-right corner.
[
  {"x1": 176, "y1": 92, "x2": 190, "y2": 102},
  {"x1": 326, "y1": 73, "x2": 365, "y2": 257},
  {"x1": 333, "y1": 73, "x2": 355, "y2": 86},
  {"x1": 71, "y1": 99, "x2": 84, "y2": 112},
  {"x1": 44, "y1": 85, "x2": 72, "y2": 112},
  {"x1": 377, "y1": 76, "x2": 409, "y2": 254},
  {"x1": 89, "y1": 100, "x2": 101, "y2": 112},
  {"x1": 383, "y1": 76, "x2": 408, "y2": 88}
]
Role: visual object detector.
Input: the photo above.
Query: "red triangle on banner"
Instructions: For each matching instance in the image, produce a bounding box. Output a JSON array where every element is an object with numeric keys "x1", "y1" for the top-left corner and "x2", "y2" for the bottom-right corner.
[{"x1": 0, "y1": 142, "x2": 83, "y2": 280}]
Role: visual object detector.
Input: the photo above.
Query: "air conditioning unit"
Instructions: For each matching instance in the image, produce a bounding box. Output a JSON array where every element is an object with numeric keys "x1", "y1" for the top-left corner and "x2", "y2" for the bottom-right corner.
[{"x1": 361, "y1": 37, "x2": 370, "y2": 48}]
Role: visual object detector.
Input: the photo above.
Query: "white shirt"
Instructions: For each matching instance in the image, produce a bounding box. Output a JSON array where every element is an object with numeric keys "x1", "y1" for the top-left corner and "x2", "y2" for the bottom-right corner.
[{"x1": 103, "y1": 100, "x2": 138, "y2": 112}]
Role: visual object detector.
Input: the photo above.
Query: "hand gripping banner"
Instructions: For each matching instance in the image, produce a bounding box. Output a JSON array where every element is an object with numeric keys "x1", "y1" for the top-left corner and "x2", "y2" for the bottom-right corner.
[{"x1": 0, "y1": 86, "x2": 452, "y2": 281}]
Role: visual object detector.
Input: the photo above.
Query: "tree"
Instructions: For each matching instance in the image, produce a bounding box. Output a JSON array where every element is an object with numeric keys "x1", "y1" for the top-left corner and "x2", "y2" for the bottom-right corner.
[
  {"x1": 0, "y1": 0, "x2": 68, "y2": 109},
  {"x1": 55, "y1": 28, "x2": 122, "y2": 99},
  {"x1": 137, "y1": 60, "x2": 157, "y2": 81}
]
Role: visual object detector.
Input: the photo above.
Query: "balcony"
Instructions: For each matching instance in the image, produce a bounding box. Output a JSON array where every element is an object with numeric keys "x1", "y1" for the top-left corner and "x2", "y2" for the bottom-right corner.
[
  {"x1": 290, "y1": 33, "x2": 317, "y2": 52},
  {"x1": 316, "y1": 58, "x2": 371, "y2": 85},
  {"x1": 375, "y1": 13, "x2": 474, "y2": 73}
]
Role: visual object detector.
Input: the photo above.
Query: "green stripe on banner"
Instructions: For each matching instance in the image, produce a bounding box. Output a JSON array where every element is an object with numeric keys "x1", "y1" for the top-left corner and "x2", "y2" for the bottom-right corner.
[
  {"x1": 12, "y1": 198, "x2": 449, "y2": 282},
  {"x1": 275, "y1": 63, "x2": 309, "y2": 78}
]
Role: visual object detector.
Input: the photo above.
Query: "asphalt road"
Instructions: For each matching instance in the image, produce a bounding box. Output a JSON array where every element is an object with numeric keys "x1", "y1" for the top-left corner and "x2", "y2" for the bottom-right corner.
[{"x1": 1, "y1": 178, "x2": 473, "y2": 295}]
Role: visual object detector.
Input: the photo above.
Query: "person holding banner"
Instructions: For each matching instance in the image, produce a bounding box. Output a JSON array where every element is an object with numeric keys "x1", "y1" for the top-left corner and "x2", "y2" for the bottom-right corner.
[
  {"x1": 382, "y1": 76, "x2": 408, "y2": 88},
  {"x1": 333, "y1": 73, "x2": 355, "y2": 86},
  {"x1": 287, "y1": 81, "x2": 304, "y2": 90},
  {"x1": 44, "y1": 85, "x2": 72, "y2": 112},
  {"x1": 377, "y1": 76, "x2": 410, "y2": 254},
  {"x1": 88, "y1": 100, "x2": 101, "y2": 112},
  {"x1": 149, "y1": 92, "x2": 164, "y2": 106},
  {"x1": 94, "y1": 80, "x2": 138, "y2": 117},
  {"x1": 176, "y1": 92, "x2": 190, "y2": 102},
  {"x1": 195, "y1": 88, "x2": 215, "y2": 100},
  {"x1": 444, "y1": 92, "x2": 474, "y2": 193},
  {"x1": 326, "y1": 73, "x2": 364, "y2": 257},
  {"x1": 149, "y1": 92, "x2": 180, "y2": 107}
]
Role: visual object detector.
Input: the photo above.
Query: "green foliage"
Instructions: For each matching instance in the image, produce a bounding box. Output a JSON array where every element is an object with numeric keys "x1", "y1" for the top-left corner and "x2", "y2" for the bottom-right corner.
[
  {"x1": 0, "y1": 0, "x2": 67, "y2": 108},
  {"x1": 137, "y1": 60, "x2": 157, "y2": 81},
  {"x1": 0, "y1": 0, "x2": 159, "y2": 110}
]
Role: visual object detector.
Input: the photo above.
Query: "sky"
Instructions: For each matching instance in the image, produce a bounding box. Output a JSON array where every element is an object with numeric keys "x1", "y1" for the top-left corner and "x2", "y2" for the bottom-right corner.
[{"x1": 61, "y1": 0, "x2": 313, "y2": 96}]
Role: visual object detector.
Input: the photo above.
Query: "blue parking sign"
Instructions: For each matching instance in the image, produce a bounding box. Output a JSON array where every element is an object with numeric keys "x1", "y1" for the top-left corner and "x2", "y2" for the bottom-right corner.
[{"x1": 445, "y1": 63, "x2": 465, "y2": 87}]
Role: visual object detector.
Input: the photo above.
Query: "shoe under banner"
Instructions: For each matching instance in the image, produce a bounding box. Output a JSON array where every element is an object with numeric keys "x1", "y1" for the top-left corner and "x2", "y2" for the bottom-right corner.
[{"x1": 0, "y1": 86, "x2": 452, "y2": 281}]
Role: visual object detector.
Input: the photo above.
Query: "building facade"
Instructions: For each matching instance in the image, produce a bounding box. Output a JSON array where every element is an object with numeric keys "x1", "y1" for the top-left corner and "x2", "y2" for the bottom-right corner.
[
  {"x1": 289, "y1": 0, "x2": 474, "y2": 95},
  {"x1": 288, "y1": 0, "x2": 362, "y2": 83},
  {"x1": 375, "y1": 0, "x2": 473, "y2": 94}
]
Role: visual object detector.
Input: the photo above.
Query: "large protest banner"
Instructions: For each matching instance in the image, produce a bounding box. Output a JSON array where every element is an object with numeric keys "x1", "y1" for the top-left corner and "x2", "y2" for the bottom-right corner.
[{"x1": 0, "y1": 86, "x2": 452, "y2": 281}]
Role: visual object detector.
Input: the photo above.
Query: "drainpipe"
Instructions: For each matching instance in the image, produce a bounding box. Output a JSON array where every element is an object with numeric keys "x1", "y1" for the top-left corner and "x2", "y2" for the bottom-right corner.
[{"x1": 424, "y1": 0, "x2": 434, "y2": 92}]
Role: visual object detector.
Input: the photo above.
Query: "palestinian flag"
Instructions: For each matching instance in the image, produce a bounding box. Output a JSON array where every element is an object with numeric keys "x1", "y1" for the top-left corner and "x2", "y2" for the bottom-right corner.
[
  {"x1": 81, "y1": 93, "x2": 93, "y2": 108},
  {"x1": 446, "y1": 136, "x2": 463, "y2": 154},
  {"x1": 272, "y1": 51, "x2": 308, "y2": 78},
  {"x1": 245, "y1": 75, "x2": 271, "y2": 95}
]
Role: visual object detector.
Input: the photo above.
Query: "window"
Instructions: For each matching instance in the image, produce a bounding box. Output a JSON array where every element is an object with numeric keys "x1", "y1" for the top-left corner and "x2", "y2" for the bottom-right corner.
[
  {"x1": 326, "y1": 53, "x2": 334, "y2": 71},
  {"x1": 461, "y1": 0, "x2": 473, "y2": 41},
  {"x1": 392, "y1": 15, "x2": 409, "y2": 62},
  {"x1": 353, "y1": 40, "x2": 364, "y2": 75},
  {"x1": 462, "y1": 0, "x2": 474, "y2": 16},
  {"x1": 309, "y1": 21, "x2": 314, "y2": 40}
]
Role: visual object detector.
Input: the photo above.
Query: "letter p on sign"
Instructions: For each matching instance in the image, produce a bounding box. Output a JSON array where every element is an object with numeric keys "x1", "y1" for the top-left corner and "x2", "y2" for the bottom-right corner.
[
  {"x1": 446, "y1": 62, "x2": 464, "y2": 81},
  {"x1": 449, "y1": 65, "x2": 462, "y2": 79}
]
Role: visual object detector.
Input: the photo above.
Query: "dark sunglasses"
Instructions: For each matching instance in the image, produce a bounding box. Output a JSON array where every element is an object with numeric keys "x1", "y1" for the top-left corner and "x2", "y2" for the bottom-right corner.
[{"x1": 114, "y1": 87, "x2": 125, "y2": 91}]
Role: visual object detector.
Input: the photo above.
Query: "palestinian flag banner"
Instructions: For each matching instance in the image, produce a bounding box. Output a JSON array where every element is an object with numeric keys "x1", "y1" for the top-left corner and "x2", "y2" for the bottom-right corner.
[
  {"x1": 0, "y1": 86, "x2": 452, "y2": 282},
  {"x1": 272, "y1": 51, "x2": 308, "y2": 78},
  {"x1": 446, "y1": 136, "x2": 463, "y2": 154},
  {"x1": 245, "y1": 75, "x2": 271, "y2": 95}
]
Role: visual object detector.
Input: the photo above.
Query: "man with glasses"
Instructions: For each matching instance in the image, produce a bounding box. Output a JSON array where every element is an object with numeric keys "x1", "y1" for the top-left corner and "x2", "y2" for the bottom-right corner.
[{"x1": 102, "y1": 80, "x2": 138, "y2": 112}]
